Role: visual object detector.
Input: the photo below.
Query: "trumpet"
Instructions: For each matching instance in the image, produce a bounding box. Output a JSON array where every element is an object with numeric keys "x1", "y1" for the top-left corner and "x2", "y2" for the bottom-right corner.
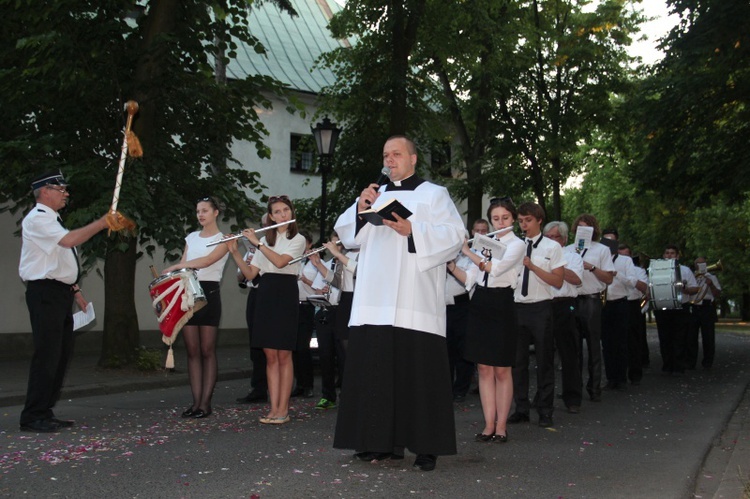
[
  {"x1": 288, "y1": 240, "x2": 343, "y2": 265},
  {"x1": 690, "y1": 259, "x2": 724, "y2": 304},
  {"x1": 205, "y1": 219, "x2": 296, "y2": 247},
  {"x1": 695, "y1": 259, "x2": 723, "y2": 278}
]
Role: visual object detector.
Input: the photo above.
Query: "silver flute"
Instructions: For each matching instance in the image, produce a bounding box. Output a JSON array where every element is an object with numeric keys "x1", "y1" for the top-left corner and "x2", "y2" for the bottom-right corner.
[
  {"x1": 467, "y1": 225, "x2": 515, "y2": 244},
  {"x1": 288, "y1": 240, "x2": 343, "y2": 265},
  {"x1": 205, "y1": 219, "x2": 296, "y2": 247}
]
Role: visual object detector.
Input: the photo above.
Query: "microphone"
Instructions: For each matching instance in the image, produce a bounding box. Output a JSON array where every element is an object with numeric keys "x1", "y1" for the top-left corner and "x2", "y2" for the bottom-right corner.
[{"x1": 365, "y1": 167, "x2": 391, "y2": 205}]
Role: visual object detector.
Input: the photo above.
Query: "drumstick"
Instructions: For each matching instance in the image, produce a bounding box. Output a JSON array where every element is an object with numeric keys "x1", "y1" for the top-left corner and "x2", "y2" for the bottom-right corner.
[{"x1": 149, "y1": 265, "x2": 159, "y2": 279}]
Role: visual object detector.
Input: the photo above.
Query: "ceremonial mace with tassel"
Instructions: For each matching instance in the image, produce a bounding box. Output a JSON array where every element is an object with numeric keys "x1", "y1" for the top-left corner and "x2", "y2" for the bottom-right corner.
[{"x1": 105, "y1": 100, "x2": 141, "y2": 234}]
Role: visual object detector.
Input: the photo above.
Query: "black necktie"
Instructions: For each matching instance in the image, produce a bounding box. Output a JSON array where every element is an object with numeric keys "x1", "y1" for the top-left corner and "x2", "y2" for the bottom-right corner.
[
  {"x1": 521, "y1": 239, "x2": 533, "y2": 296},
  {"x1": 58, "y1": 216, "x2": 81, "y2": 284}
]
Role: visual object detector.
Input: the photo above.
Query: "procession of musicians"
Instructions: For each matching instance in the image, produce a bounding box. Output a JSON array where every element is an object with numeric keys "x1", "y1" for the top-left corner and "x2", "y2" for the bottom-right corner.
[{"x1": 18, "y1": 136, "x2": 722, "y2": 471}]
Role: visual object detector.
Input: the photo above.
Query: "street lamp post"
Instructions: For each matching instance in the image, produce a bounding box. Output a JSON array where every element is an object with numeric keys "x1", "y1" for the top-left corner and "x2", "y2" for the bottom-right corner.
[{"x1": 311, "y1": 117, "x2": 341, "y2": 242}]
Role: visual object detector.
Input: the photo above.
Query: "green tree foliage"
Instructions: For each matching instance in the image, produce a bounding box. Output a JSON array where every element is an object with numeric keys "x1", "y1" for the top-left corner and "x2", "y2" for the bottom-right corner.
[{"x1": 0, "y1": 0, "x2": 293, "y2": 365}]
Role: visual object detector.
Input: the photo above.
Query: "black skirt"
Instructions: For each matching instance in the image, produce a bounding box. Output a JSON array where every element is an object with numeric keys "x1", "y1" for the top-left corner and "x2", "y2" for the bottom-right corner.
[
  {"x1": 335, "y1": 291, "x2": 354, "y2": 340},
  {"x1": 186, "y1": 281, "x2": 221, "y2": 327},
  {"x1": 251, "y1": 273, "x2": 298, "y2": 351},
  {"x1": 334, "y1": 325, "x2": 457, "y2": 456},
  {"x1": 464, "y1": 286, "x2": 518, "y2": 367}
]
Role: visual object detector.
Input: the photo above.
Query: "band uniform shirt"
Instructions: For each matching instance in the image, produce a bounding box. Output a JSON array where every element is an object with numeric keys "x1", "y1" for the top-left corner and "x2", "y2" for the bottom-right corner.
[
  {"x1": 564, "y1": 241, "x2": 615, "y2": 295},
  {"x1": 298, "y1": 259, "x2": 321, "y2": 301},
  {"x1": 335, "y1": 179, "x2": 464, "y2": 338},
  {"x1": 552, "y1": 249, "x2": 583, "y2": 299},
  {"x1": 464, "y1": 231, "x2": 525, "y2": 291},
  {"x1": 627, "y1": 266, "x2": 649, "y2": 301},
  {"x1": 678, "y1": 264, "x2": 699, "y2": 305},
  {"x1": 321, "y1": 250, "x2": 359, "y2": 293},
  {"x1": 184, "y1": 231, "x2": 230, "y2": 282},
  {"x1": 514, "y1": 234, "x2": 566, "y2": 304},
  {"x1": 250, "y1": 233, "x2": 306, "y2": 276},
  {"x1": 311, "y1": 258, "x2": 342, "y2": 306},
  {"x1": 694, "y1": 273, "x2": 721, "y2": 302},
  {"x1": 445, "y1": 252, "x2": 473, "y2": 305},
  {"x1": 19, "y1": 203, "x2": 78, "y2": 284},
  {"x1": 607, "y1": 253, "x2": 639, "y2": 301}
]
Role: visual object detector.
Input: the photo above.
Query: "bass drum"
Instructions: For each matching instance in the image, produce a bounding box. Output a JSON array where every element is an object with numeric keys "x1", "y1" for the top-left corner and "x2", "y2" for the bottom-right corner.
[{"x1": 648, "y1": 259, "x2": 684, "y2": 310}]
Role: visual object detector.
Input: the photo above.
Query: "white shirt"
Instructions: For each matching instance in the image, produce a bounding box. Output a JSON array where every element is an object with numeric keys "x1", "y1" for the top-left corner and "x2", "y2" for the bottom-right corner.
[
  {"x1": 692, "y1": 273, "x2": 721, "y2": 302},
  {"x1": 565, "y1": 241, "x2": 615, "y2": 295},
  {"x1": 514, "y1": 235, "x2": 566, "y2": 304},
  {"x1": 607, "y1": 253, "x2": 639, "y2": 301},
  {"x1": 311, "y1": 258, "x2": 342, "y2": 306},
  {"x1": 335, "y1": 180, "x2": 464, "y2": 337},
  {"x1": 298, "y1": 259, "x2": 320, "y2": 300},
  {"x1": 445, "y1": 252, "x2": 473, "y2": 304},
  {"x1": 678, "y1": 264, "x2": 698, "y2": 304},
  {"x1": 552, "y1": 249, "x2": 583, "y2": 299},
  {"x1": 185, "y1": 231, "x2": 230, "y2": 282},
  {"x1": 250, "y1": 232, "x2": 306, "y2": 276},
  {"x1": 627, "y1": 266, "x2": 648, "y2": 301},
  {"x1": 19, "y1": 203, "x2": 78, "y2": 284},
  {"x1": 465, "y1": 231, "x2": 525, "y2": 291}
]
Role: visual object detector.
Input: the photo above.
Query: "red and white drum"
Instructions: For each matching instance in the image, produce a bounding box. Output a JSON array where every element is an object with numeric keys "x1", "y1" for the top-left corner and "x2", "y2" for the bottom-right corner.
[{"x1": 148, "y1": 268, "x2": 206, "y2": 339}]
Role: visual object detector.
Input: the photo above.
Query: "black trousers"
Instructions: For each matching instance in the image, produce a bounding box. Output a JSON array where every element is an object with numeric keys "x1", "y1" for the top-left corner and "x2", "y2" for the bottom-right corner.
[
  {"x1": 654, "y1": 305, "x2": 691, "y2": 373},
  {"x1": 688, "y1": 303, "x2": 716, "y2": 368},
  {"x1": 575, "y1": 296, "x2": 604, "y2": 399},
  {"x1": 552, "y1": 298, "x2": 582, "y2": 407},
  {"x1": 602, "y1": 298, "x2": 630, "y2": 385},
  {"x1": 514, "y1": 300, "x2": 555, "y2": 417},
  {"x1": 626, "y1": 300, "x2": 644, "y2": 382},
  {"x1": 315, "y1": 307, "x2": 341, "y2": 401},
  {"x1": 446, "y1": 296, "x2": 473, "y2": 397},
  {"x1": 244, "y1": 288, "x2": 267, "y2": 392},
  {"x1": 21, "y1": 280, "x2": 75, "y2": 425},
  {"x1": 294, "y1": 302, "x2": 315, "y2": 389}
]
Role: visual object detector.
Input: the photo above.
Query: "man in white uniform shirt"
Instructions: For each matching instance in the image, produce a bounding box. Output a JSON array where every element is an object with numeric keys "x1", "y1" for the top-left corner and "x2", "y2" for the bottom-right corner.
[
  {"x1": 18, "y1": 171, "x2": 109, "y2": 433},
  {"x1": 618, "y1": 244, "x2": 649, "y2": 384},
  {"x1": 687, "y1": 256, "x2": 722, "y2": 369},
  {"x1": 333, "y1": 136, "x2": 464, "y2": 472},
  {"x1": 565, "y1": 214, "x2": 614, "y2": 402},
  {"x1": 544, "y1": 221, "x2": 583, "y2": 414},
  {"x1": 508, "y1": 203, "x2": 565, "y2": 428}
]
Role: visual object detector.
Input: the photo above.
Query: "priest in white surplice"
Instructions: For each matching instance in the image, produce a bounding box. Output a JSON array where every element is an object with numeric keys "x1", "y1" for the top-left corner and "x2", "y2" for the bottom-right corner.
[{"x1": 332, "y1": 136, "x2": 464, "y2": 472}]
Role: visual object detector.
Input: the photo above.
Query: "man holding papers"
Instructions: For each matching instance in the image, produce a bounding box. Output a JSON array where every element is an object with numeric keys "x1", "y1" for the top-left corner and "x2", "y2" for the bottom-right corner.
[{"x1": 333, "y1": 136, "x2": 464, "y2": 472}]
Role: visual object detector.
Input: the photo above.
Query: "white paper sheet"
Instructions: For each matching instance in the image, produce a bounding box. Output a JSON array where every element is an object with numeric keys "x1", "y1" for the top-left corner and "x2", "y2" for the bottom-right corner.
[{"x1": 73, "y1": 303, "x2": 96, "y2": 331}]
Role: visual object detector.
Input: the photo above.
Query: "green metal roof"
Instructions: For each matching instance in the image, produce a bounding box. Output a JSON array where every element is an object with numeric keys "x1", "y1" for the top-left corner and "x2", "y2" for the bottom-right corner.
[{"x1": 228, "y1": 0, "x2": 350, "y2": 94}]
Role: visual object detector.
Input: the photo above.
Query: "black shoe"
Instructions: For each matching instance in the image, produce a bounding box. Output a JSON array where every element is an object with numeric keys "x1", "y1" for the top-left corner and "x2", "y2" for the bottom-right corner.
[
  {"x1": 492, "y1": 433, "x2": 508, "y2": 443},
  {"x1": 181, "y1": 407, "x2": 197, "y2": 418},
  {"x1": 566, "y1": 405, "x2": 581, "y2": 414},
  {"x1": 291, "y1": 387, "x2": 313, "y2": 398},
  {"x1": 193, "y1": 408, "x2": 212, "y2": 419},
  {"x1": 538, "y1": 414, "x2": 554, "y2": 428},
  {"x1": 50, "y1": 418, "x2": 74, "y2": 428},
  {"x1": 236, "y1": 391, "x2": 268, "y2": 404},
  {"x1": 474, "y1": 432, "x2": 494, "y2": 442},
  {"x1": 354, "y1": 451, "x2": 394, "y2": 462},
  {"x1": 507, "y1": 412, "x2": 530, "y2": 424},
  {"x1": 20, "y1": 419, "x2": 60, "y2": 433},
  {"x1": 413, "y1": 454, "x2": 437, "y2": 472}
]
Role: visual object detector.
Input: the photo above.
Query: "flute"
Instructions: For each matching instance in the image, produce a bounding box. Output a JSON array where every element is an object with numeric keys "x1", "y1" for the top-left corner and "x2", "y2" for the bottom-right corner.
[
  {"x1": 467, "y1": 225, "x2": 515, "y2": 244},
  {"x1": 288, "y1": 240, "x2": 343, "y2": 265},
  {"x1": 206, "y1": 219, "x2": 296, "y2": 247}
]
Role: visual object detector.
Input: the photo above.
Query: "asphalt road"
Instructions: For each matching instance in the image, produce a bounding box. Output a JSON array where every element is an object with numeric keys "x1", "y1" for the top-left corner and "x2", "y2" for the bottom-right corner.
[{"x1": 1, "y1": 332, "x2": 749, "y2": 498}]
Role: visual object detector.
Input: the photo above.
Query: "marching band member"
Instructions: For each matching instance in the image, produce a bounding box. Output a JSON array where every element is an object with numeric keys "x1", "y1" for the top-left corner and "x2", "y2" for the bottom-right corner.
[
  {"x1": 565, "y1": 214, "x2": 614, "y2": 403},
  {"x1": 618, "y1": 244, "x2": 649, "y2": 384},
  {"x1": 543, "y1": 221, "x2": 584, "y2": 414},
  {"x1": 292, "y1": 231, "x2": 319, "y2": 399},
  {"x1": 164, "y1": 196, "x2": 231, "y2": 419},
  {"x1": 228, "y1": 195, "x2": 305, "y2": 425},
  {"x1": 508, "y1": 203, "x2": 565, "y2": 428},
  {"x1": 688, "y1": 256, "x2": 721, "y2": 369},
  {"x1": 456, "y1": 198, "x2": 524, "y2": 442}
]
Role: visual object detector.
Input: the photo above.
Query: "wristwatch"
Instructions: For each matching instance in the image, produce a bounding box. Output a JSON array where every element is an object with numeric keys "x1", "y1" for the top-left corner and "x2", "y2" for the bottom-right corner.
[
  {"x1": 589, "y1": 265, "x2": 596, "y2": 272},
  {"x1": 257, "y1": 242, "x2": 264, "y2": 248}
]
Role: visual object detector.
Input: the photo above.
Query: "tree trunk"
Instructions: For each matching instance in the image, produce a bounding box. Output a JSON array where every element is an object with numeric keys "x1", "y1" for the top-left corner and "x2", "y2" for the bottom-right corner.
[{"x1": 99, "y1": 237, "x2": 140, "y2": 367}]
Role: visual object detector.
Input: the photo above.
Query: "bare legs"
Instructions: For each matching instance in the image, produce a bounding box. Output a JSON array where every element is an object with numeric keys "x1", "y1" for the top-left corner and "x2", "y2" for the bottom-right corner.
[
  {"x1": 477, "y1": 363, "x2": 513, "y2": 437},
  {"x1": 264, "y1": 348, "x2": 293, "y2": 418},
  {"x1": 182, "y1": 325, "x2": 218, "y2": 412}
]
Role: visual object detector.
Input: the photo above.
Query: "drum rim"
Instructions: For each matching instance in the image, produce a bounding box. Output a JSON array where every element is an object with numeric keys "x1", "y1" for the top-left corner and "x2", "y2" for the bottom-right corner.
[{"x1": 149, "y1": 268, "x2": 199, "y2": 289}]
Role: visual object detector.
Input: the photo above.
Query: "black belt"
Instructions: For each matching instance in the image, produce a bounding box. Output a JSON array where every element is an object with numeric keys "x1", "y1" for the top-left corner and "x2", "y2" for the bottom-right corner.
[
  {"x1": 606, "y1": 297, "x2": 628, "y2": 303},
  {"x1": 452, "y1": 293, "x2": 470, "y2": 305},
  {"x1": 28, "y1": 279, "x2": 75, "y2": 291},
  {"x1": 552, "y1": 297, "x2": 575, "y2": 303},
  {"x1": 299, "y1": 301, "x2": 315, "y2": 307},
  {"x1": 578, "y1": 293, "x2": 602, "y2": 300}
]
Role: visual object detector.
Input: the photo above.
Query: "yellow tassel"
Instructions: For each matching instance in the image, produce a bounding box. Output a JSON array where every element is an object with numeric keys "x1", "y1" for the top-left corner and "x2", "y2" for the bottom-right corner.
[
  {"x1": 126, "y1": 131, "x2": 143, "y2": 158},
  {"x1": 165, "y1": 345, "x2": 174, "y2": 369}
]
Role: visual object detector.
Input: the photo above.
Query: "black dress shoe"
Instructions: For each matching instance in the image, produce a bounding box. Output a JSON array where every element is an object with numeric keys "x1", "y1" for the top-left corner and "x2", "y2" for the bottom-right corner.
[
  {"x1": 51, "y1": 418, "x2": 75, "y2": 428},
  {"x1": 181, "y1": 407, "x2": 197, "y2": 418},
  {"x1": 474, "y1": 432, "x2": 495, "y2": 442},
  {"x1": 492, "y1": 433, "x2": 508, "y2": 443},
  {"x1": 20, "y1": 419, "x2": 60, "y2": 433},
  {"x1": 236, "y1": 391, "x2": 268, "y2": 404},
  {"x1": 193, "y1": 408, "x2": 212, "y2": 419},
  {"x1": 302, "y1": 388, "x2": 314, "y2": 398},
  {"x1": 354, "y1": 451, "x2": 394, "y2": 462},
  {"x1": 290, "y1": 387, "x2": 304, "y2": 397},
  {"x1": 538, "y1": 414, "x2": 554, "y2": 428},
  {"x1": 413, "y1": 454, "x2": 437, "y2": 471},
  {"x1": 507, "y1": 412, "x2": 530, "y2": 424}
]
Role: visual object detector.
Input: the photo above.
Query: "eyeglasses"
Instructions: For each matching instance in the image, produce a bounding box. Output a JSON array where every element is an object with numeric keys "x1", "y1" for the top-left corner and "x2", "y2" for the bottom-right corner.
[
  {"x1": 489, "y1": 196, "x2": 513, "y2": 205},
  {"x1": 45, "y1": 185, "x2": 68, "y2": 194},
  {"x1": 268, "y1": 195, "x2": 290, "y2": 203}
]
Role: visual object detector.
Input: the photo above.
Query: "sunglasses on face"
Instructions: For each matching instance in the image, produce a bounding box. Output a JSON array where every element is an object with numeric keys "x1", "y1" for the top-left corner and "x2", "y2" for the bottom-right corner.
[{"x1": 46, "y1": 185, "x2": 68, "y2": 194}]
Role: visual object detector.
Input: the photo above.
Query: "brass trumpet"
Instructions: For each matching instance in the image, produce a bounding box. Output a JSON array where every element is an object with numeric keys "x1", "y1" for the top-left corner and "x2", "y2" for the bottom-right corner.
[
  {"x1": 691, "y1": 259, "x2": 723, "y2": 304},
  {"x1": 695, "y1": 259, "x2": 723, "y2": 278}
]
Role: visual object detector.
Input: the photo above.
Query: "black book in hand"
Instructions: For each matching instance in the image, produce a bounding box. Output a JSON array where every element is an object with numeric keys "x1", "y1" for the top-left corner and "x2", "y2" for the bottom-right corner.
[{"x1": 357, "y1": 198, "x2": 413, "y2": 226}]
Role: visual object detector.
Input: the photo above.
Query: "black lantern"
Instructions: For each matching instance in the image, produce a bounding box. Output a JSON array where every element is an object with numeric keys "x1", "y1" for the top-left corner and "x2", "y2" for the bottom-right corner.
[{"x1": 311, "y1": 117, "x2": 342, "y2": 241}]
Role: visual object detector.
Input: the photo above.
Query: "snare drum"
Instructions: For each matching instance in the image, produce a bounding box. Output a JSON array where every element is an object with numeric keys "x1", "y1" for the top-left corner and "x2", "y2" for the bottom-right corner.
[
  {"x1": 148, "y1": 268, "x2": 206, "y2": 339},
  {"x1": 648, "y1": 259, "x2": 684, "y2": 310}
]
